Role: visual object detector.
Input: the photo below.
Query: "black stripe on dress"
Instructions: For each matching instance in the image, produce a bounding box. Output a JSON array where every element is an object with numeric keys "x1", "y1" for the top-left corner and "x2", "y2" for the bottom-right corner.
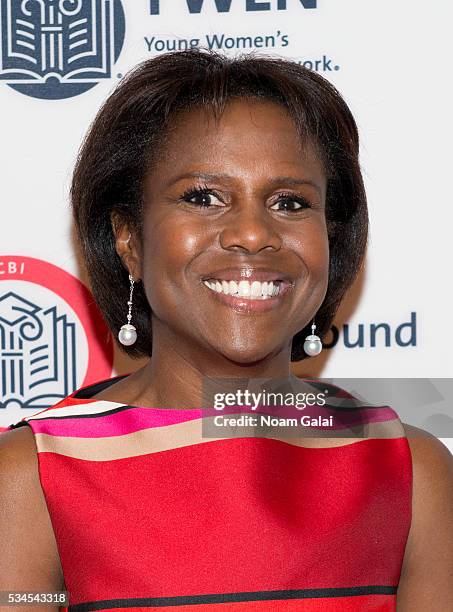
[{"x1": 68, "y1": 585, "x2": 397, "y2": 610}]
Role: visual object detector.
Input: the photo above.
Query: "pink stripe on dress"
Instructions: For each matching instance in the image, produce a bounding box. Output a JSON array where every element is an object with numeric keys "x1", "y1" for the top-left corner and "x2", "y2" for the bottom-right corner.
[{"x1": 26, "y1": 401, "x2": 400, "y2": 438}]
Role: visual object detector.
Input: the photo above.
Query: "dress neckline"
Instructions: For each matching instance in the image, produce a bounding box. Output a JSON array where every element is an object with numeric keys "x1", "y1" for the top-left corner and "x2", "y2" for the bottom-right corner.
[{"x1": 70, "y1": 374, "x2": 204, "y2": 412}]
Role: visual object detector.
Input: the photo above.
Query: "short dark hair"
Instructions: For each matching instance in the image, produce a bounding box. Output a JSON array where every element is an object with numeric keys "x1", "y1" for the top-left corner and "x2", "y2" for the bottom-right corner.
[{"x1": 70, "y1": 48, "x2": 368, "y2": 361}]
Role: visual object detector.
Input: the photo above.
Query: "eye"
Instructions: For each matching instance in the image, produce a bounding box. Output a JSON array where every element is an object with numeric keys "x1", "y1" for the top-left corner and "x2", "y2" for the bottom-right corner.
[
  {"x1": 180, "y1": 186, "x2": 224, "y2": 208},
  {"x1": 269, "y1": 193, "x2": 312, "y2": 213}
]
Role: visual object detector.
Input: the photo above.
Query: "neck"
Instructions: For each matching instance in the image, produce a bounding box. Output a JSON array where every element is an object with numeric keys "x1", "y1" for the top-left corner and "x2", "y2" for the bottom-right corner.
[{"x1": 130, "y1": 320, "x2": 293, "y2": 409}]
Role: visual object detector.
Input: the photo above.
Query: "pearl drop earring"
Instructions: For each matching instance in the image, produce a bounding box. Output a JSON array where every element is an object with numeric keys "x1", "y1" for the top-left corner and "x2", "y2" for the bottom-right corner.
[
  {"x1": 303, "y1": 321, "x2": 322, "y2": 357},
  {"x1": 118, "y1": 274, "x2": 137, "y2": 346}
]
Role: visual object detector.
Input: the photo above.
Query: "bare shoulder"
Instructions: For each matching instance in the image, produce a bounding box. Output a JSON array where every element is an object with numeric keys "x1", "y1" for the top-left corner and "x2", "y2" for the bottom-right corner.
[
  {"x1": 402, "y1": 421, "x2": 453, "y2": 458},
  {"x1": 402, "y1": 422, "x2": 453, "y2": 486},
  {"x1": 0, "y1": 425, "x2": 40, "y2": 492},
  {"x1": 0, "y1": 426, "x2": 64, "y2": 596},
  {"x1": 397, "y1": 422, "x2": 453, "y2": 610},
  {"x1": 0, "y1": 424, "x2": 37, "y2": 464}
]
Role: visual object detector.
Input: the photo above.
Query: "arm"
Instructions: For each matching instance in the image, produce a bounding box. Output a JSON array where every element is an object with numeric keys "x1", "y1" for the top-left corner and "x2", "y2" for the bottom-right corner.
[
  {"x1": 0, "y1": 426, "x2": 64, "y2": 611},
  {"x1": 397, "y1": 423, "x2": 453, "y2": 610}
]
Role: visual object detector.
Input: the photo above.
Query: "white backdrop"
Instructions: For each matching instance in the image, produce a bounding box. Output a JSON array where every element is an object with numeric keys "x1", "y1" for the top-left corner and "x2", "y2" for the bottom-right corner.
[{"x1": 1, "y1": 0, "x2": 451, "y2": 451}]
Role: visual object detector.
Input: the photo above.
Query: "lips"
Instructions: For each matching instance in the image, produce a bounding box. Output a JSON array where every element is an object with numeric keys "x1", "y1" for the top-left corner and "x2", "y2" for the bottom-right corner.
[
  {"x1": 201, "y1": 267, "x2": 291, "y2": 283},
  {"x1": 203, "y1": 279, "x2": 282, "y2": 299},
  {"x1": 200, "y1": 267, "x2": 294, "y2": 311}
]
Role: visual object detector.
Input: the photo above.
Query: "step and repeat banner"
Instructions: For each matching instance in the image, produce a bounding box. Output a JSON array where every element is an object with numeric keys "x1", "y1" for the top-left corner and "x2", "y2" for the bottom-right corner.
[{"x1": 0, "y1": 1, "x2": 451, "y2": 449}]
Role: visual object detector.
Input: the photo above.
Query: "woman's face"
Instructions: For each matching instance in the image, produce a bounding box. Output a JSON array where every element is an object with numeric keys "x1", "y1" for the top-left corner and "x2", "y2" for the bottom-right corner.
[{"x1": 138, "y1": 98, "x2": 329, "y2": 364}]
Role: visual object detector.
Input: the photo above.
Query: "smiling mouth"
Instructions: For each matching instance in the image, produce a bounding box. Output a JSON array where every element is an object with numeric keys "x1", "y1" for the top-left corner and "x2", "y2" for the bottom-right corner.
[{"x1": 202, "y1": 279, "x2": 287, "y2": 300}]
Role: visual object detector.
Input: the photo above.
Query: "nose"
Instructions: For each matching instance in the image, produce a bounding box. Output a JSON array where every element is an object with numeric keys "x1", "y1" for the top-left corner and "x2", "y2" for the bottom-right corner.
[{"x1": 219, "y1": 203, "x2": 282, "y2": 254}]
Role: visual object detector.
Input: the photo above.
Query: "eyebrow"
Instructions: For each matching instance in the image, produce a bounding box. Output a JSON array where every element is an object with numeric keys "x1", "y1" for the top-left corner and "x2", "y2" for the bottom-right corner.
[{"x1": 166, "y1": 172, "x2": 323, "y2": 197}]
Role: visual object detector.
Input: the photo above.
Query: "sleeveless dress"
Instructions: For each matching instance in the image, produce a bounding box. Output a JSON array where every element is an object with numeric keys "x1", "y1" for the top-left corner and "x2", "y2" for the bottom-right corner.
[{"x1": 7, "y1": 374, "x2": 412, "y2": 612}]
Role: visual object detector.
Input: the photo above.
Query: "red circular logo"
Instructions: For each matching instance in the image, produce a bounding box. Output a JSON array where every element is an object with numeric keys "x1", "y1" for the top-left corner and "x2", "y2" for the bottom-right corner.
[{"x1": 0, "y1": 255, "x2": 114, "y2": 417}]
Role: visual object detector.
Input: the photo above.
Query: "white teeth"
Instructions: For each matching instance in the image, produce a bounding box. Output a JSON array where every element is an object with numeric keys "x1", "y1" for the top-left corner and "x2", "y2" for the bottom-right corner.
[
  {"x1": 229, "y1": 280, "x2": 238, "y2": 295},
  {"x1": 238, "y1": 280, "x2": 250, "y2": 297},
  {"x1": 203, "y1": 279, "x2": 283, "y2": 299},
  {"x1": 251, "y1": 281, "x2": 261, "y2": 297}
]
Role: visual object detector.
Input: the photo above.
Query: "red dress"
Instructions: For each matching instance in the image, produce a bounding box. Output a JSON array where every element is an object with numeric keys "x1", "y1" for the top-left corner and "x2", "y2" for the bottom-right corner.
[{"x1": 7, "y1": 375, "x2": 412, "y2": 611}]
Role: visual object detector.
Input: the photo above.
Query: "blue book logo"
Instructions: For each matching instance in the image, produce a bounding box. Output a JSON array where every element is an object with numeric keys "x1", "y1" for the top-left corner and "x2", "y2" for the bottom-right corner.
[
  {"x1": 0, "y1": 0, "x2": 125, "y2": 99},
  {"x1": 0, "y1": 291, "x2": 77, "y2": 409}
]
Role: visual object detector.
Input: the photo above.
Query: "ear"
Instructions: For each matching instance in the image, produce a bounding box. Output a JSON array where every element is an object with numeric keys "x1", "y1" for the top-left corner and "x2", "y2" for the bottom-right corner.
[{"x1": 110, "y1": 210, "x2": 142, "y2": 281}]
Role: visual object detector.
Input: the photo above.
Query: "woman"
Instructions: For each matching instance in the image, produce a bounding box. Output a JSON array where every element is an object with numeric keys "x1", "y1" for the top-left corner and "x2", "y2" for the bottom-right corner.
[{"x1": 1, "y1": 49, "x2": 452, "y2": 611}]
